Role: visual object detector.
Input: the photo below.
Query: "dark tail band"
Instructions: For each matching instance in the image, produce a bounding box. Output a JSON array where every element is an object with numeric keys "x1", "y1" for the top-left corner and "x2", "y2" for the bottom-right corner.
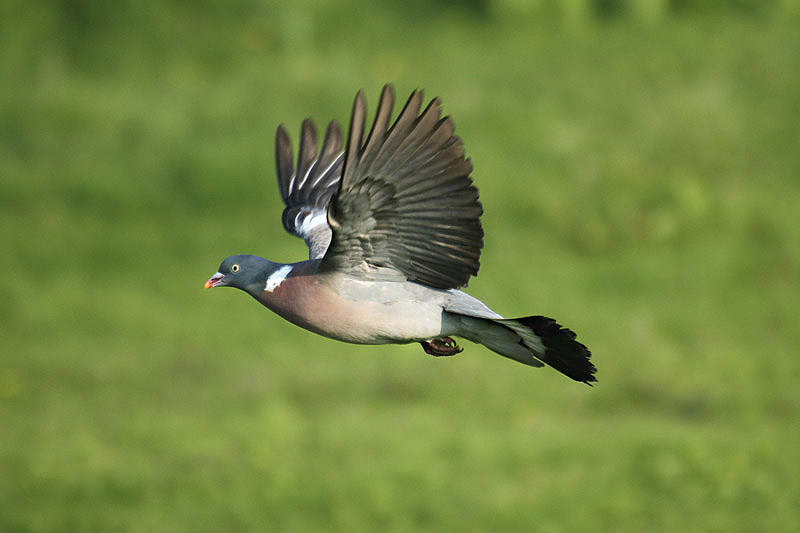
[{"x1": 516, "y1": 316, "x2": 597, "y2": 385}]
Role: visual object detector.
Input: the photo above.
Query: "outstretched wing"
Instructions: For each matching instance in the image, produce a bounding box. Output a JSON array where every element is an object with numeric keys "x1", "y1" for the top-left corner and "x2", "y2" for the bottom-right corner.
[
  {"x1": 275, "y1": 119, "x2": 344, "y2": 259},
  {"x1": 321, "y1": 84, "x2": 483, "y2": 290}
]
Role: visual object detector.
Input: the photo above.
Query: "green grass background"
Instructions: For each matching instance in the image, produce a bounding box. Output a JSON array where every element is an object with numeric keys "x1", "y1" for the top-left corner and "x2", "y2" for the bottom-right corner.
[{"x1": 2, "y1": 1, "x2": 799, "y2": 531}]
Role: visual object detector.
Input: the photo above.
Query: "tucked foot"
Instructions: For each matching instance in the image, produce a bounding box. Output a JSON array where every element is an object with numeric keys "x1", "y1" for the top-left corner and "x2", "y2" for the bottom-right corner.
[{"x1": 421, "y1": 337, "x2": 464, "y2": 357}]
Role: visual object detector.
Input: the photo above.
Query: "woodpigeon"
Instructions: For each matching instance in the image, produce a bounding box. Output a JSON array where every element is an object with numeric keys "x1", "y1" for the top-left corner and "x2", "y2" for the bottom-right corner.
[{"x1": 205, "y1": 85, "x2": 596, "y2": 384}]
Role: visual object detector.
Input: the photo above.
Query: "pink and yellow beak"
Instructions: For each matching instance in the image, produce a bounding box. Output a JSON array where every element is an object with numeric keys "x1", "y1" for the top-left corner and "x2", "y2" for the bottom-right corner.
[{"x1": 204, "y1": 272, "x2": 224, "y2": 289}]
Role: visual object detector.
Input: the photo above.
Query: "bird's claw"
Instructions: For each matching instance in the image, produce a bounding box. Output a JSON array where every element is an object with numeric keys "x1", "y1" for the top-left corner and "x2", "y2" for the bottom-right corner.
[{"x1": 421, "y1": 337, "x2": 463, "y2": 356}]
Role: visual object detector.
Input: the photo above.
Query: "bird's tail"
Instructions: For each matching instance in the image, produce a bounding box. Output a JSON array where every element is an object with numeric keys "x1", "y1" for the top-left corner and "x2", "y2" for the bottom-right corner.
[{"x1": 450, "y1": 313, "x2": 597, "y2": 384}]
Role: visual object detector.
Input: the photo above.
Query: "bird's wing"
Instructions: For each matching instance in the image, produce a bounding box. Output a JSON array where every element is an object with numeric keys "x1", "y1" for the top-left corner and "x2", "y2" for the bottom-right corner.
[
  {"x1": 275, "y1": 119, "x2": 344, "y2": 259},
  {"x1": 321, "y1": 85, "x2": 483, "y2": 290}
]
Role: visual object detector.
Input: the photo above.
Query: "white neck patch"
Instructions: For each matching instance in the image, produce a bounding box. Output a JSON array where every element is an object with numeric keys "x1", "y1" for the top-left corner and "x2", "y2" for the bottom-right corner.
[{"x1": 265, "y1": 264, "x2": 293, "y2": 292}]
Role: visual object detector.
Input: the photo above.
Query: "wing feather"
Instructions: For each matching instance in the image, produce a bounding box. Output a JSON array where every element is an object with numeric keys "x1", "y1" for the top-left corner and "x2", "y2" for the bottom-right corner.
[
  {"x1": 276, "y1": 119, "x2": 344, "y2": 259},
  {"x1": 322, "y1": 85, "x2": 483, "y2": 290}
]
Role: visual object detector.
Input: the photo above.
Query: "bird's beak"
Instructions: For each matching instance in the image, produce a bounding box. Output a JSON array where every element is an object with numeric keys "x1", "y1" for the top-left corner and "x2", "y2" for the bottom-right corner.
[{"x1": 204, "y1": 272, "x2": 225, "y2": 289}]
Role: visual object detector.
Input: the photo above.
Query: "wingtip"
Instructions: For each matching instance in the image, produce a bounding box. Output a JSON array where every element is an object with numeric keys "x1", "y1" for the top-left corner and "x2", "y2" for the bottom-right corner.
[
  {"x1": 300, "y1": 118, "x2": 317, "y2": 143},
  {"x1": 344, "y1": 89, "x2": 368, "y2": 178},
  {"x1": 326, "y1": 119, "x2": 341, "y2": 134},
  {"x1": 380, "y1": 83, "x2": 395, "y2": 102},
  {"x1": 354, "y1": 89, "x2": 366, "y2": 107},
  {"x1": 322, "y1": 120, "x2": 344, "y2": 152},
  {"x1": 275, "y1": 124, "x2": 295, "y2": 201},
  {"x1": 276, "y1": 123, "x2": 290, "y2": 144}
]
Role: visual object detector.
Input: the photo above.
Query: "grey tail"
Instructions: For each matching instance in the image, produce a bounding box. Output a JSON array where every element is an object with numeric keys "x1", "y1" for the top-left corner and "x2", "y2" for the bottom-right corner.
[{"x1": 452, "y1": 313, "x2": 597, "y2": 385}]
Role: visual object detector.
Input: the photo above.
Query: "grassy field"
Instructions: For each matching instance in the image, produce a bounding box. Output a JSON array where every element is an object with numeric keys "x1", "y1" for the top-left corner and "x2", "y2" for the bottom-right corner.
[{"x1": 2, "y1": 2, "x2": 799, "y2": 531}]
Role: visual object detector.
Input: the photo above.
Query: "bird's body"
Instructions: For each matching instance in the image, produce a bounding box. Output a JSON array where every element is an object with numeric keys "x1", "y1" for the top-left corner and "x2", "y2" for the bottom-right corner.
[
  {"x1": 206, "y1": 85, "x2": 597, "y2": 384},
  {"x1": 219, "y1": 255, "x2": 498, "y2": 345}
]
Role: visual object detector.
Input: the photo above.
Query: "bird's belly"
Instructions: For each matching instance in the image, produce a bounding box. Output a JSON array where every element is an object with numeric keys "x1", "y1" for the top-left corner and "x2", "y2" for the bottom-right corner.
[{"x1": 257, "y1": 276, "x2": 444, "y2": 344}]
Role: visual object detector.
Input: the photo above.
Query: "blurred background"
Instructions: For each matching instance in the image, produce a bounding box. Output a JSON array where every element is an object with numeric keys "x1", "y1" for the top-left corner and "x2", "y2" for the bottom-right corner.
[{"x1": 1, "y1": 0, "x2": 799, "y2": 531}]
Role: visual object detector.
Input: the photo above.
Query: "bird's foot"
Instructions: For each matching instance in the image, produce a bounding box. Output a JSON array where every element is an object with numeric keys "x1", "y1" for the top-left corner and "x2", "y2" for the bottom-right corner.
[{"x1": 421, "y1": 337, "x2": 463, "y2": 357}]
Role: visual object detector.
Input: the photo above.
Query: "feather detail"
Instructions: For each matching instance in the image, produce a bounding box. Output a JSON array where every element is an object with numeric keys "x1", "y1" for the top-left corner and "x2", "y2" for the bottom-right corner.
[{"x1": 322, "y1": 85, "x2": 483, "y2": 290}]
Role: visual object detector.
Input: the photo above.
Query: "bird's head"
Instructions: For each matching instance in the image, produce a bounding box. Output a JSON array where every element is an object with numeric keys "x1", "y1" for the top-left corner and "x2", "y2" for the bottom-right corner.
[{"x1": 204, "y1": 254, "x2": 272, "y2": 294}]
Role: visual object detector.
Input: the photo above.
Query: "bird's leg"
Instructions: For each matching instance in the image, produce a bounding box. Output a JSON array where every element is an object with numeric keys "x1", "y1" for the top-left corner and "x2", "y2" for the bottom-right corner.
[{"x1": 421, "y1": 337, "x2": 463, "y2": 357}]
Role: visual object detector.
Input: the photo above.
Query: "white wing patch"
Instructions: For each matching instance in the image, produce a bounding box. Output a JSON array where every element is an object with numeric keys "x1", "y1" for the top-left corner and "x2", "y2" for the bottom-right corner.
[
  {"x1": 265, "y1": 265, "x2": 293, "y2": 292},
  {"x1": 298, "y1": 210, "x2": 328, "y2": 239}
]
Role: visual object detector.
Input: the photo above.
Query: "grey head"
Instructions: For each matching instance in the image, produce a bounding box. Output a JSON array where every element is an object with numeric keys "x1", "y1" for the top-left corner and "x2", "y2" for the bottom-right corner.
[{"x1": 204, "y1": 254, "x2": 276, "y2": 297}]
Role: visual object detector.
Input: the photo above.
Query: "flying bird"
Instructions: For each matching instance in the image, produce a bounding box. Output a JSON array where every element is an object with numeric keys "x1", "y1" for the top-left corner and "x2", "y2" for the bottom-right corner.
[{"x1": 205, "y1": 85, "x2": 596, "y2": 384}]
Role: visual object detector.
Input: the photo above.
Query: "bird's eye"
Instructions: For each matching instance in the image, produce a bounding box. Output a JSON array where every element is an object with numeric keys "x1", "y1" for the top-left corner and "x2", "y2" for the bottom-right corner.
[{"x1": 231, "y1": 264, "x2": 240, "y2": 273}]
